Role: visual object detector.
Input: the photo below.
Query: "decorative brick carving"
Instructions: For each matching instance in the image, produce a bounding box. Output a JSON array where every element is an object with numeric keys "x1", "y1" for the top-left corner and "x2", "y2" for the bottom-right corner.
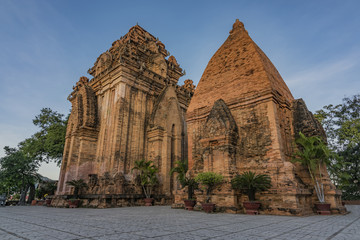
[
  {"x1": 56, "y1": 25, "x2": 192, "y2": 207},
  {"x1": 181, "y1": 19, "x2": 345, "y2": 215},
  {"x1": 66, "y1": 76, "x2": 98, "y2": 134},
  {"x1": 293, "y1": 98, "x2": 326, "y2": 139},
  {"x1": 55, "y1": 21, "x2": 344, "y2": 215},
  {"x1": 199, "y1": 99, "x2": 238, "y2": 175}
]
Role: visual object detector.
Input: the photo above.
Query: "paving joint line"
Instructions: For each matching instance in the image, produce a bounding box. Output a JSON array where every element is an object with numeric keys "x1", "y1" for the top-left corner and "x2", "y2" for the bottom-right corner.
[
  {"x1": 4, "y1": 211, "x2": 133, "y2": 234},
  {"x1": 0, "y1": 226, "x2": 30, "y2": 240},
  {"x1": 190, "y1": 216, "x2": 295, "y2": 240},
  {"x1": 326, "y1": 215, "x2": 360, "y2": 240},
  {"x1": 0, "y1": 215, "x2": 85, "y2": 238},
  {"x1": 110, "y1": 216, "x2": 261, "y2": 239},
  {"x1": 267, "y1": 215, "x2": 339, "y2": 239}
]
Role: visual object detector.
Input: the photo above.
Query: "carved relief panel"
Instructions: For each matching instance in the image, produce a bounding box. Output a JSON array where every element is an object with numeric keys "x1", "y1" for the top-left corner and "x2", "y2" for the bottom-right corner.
[{"x1": 199, "y1": 99, "x2": 238, "y2": 175}]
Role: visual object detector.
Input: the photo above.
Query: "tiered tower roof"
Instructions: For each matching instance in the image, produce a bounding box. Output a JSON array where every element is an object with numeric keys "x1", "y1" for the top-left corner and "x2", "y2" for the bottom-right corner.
[{"x1": 188, "y1": 20, "x2": 294, "y2": 114}]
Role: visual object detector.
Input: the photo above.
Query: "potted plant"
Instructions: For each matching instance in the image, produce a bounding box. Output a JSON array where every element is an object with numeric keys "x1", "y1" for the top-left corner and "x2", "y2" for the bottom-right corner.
[
  {"x1": 37, "y1": 181, "x2": 57, "y2": 207},
  {"x1": 170, "y1": 160, "x2": 198, "y2": 210},
  {"x1": 195, "y1": 172, "x2": 223, "y2": 213},
  {"x1": 44, "y1": 194, "x2": 52, "y2": 207},
  {"x1": 132, "y1": 159, "x2": 159, "y2": 206},
  {"x1": 231, "y1": 171, "x2": 271, "y2": 215},
  {"x1": 292, "y1": 132, "x2": 332, "y2": 214},
  {"x1": 66, "y1": 179, "x2": 87, "y2": 208}
]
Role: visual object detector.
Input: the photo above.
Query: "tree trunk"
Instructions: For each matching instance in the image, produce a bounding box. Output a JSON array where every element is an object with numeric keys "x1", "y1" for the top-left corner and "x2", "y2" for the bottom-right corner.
[
  {"x1": 19, "y1": 185, "x2": 29, "y2": 205},
  {"x1": 206, "y1": 187, "x2": 212, "y2": 203},
  {"x1": 248, "y1": 189, "x2": 256, "y2": 201},
  {"x1": 74, "y1": 187, "x2": 79, "y2": 199},
  {"x1": 188, "y1": 185, "x2": 193, "y2": 200},
  {"x1": 27, "y1": 183, "x2": 36, "y2": 204}
]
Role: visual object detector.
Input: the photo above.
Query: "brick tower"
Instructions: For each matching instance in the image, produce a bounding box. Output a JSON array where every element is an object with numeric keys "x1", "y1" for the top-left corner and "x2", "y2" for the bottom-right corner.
[
  {"x1": 179, "y1": 20, "x2": 345, "y2": 215},
  {"x1": 55, "y1": 25, "x2": 194, "y2": 207}
]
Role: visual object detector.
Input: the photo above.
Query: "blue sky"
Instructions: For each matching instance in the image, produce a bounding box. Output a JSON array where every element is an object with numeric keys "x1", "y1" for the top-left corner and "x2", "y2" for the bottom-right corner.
[{"x1": 1, "y1": 0, "x2": 359, "y2": 179}]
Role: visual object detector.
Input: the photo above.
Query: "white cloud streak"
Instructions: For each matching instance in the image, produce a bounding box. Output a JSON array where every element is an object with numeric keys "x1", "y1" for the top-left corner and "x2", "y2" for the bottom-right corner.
[{"x1": 287, "y1": 53, "x2": 359, "y2": 87}]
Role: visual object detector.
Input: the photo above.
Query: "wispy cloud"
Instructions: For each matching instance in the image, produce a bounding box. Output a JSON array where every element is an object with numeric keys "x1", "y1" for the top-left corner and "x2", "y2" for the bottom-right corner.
[
  {"x1": 285, "y1": 50, "x2": 360, "y2": 112},
  {"x1": 287, "y1": 52, "x2": 360, "y2": 87},
  {"x1": 0, "y1": 123, "x2": 36, "y2": 155}
]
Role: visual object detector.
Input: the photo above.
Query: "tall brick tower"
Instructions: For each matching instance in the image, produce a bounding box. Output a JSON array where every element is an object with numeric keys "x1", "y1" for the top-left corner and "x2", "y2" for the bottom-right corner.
[
  {"x1": 55, "y1": 25, "x2": 194, "y2": 207},
  {"x1": 181, "y1": 20, "x2": 345, "y2": 215}
]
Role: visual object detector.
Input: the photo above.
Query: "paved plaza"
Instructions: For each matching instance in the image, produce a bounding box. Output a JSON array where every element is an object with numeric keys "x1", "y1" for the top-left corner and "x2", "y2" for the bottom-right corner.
[{"x1": 0, "y1": 205, "x2": 359, "y2": 240}]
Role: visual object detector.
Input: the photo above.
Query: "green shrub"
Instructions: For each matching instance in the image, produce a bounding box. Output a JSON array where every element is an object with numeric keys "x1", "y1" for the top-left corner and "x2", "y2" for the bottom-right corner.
[
  {"x1": 66, "y1": 179, "x2": 87, "y2": 199},
  {"x1": 231, "y1": 171, "x2": 271, "y2": 201},
  {"x1": 132, "y1": 159, "x2": 159, "y2": 198},
  {"x1": 195, "y1": 172, "x2": 223, "y2": 203},
  {"x1": 170, "y1": 160, "x2": 198, "y2": 200}
]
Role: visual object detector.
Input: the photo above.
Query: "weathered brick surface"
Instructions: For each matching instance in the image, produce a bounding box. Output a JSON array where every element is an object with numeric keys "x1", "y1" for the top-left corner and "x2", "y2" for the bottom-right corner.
[
  {"x1": 187, "y1": 20, "x2": 293, "y2": 117},
  {"x1": 56, "y1": 21, "x2": 344, "y2": 215},
  {"x1": 181, "y1": 19, "x2": 345, "y2": 215},
  {"x1": 56, "y1": 25, "x2": 193, "y2": 206}
]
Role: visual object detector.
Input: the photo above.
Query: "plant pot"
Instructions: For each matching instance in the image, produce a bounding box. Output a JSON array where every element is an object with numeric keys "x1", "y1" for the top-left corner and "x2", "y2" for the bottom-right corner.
[
  {"x1": 315, "y1": 203, "x2": 331, "y2": 215},
  {"x1": 68, "y1": 200, "x2": 80, "y2": 208},
  {"x1": 45, "y1": 199, "x2": 52, "y2": 207},
  {"x1": 243, "y1": 201, "x2": 261, "y2": 215},
  {"x1": 184, "y1": 200, "x2": 196, "y2": 211},
  {"x1": 144, "y1": 198, "x2": 154, "y2": 206},
  {"x1": 202, "y1": 203, "x2": 215, "y2": 213}
]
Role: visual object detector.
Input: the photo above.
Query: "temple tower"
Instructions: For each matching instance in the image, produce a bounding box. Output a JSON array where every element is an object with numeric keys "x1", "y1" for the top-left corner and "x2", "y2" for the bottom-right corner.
[
  {"x1": 181, "y1": 20, "x2": 344, "y2": 215},
  {"x1": 56, "y1": 25, "x2": 194, "y2": 206}
]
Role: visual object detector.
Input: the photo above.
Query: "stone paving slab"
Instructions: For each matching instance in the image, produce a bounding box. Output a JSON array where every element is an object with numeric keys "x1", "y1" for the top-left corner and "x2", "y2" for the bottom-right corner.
[{"x1": 0, "y1": 205, "x2": 359, "y2": 240}]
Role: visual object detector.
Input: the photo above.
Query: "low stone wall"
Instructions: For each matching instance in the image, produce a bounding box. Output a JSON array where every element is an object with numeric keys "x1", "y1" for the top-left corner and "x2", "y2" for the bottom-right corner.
[
  {"x1": 51, "y1": 194, "x2": 172, "y2": 208},
  {"x1": 5, "y1": 200, "x2": 19, "y2": 206},
  {"x1": 343, "y1": 200, "x2": 360, "y2": 205}
]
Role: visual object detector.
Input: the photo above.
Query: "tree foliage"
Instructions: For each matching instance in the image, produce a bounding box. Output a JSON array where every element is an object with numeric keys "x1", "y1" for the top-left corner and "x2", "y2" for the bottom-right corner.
[
  {"x1": 66, "y1": 179, "x2": 87, "y2": 199},
  {"x1": 315, "y1": 94, "x2": 360, "y2": 200},
  {"x1": 132, "y1": 159, "x2": 159, "y2": 198},
  {"x1": 19, "y1": 108, "x2": 68, "y2": 166},
  {"x1": 170, "y1": 160, "x2": 198, "y2": 200},
  {"x1": 231, "y1": 171, "x2": 271, "y2": 201},
  {"x1": 195, "y1": 172, "x2": 223, "y2": 203},
  {"x1": 292, "y1": 132, "x2": 331, "y2": 203},
  {"x1": 0, "y1": 147, "x2": 40, "y2": 204},
  {"x1": 36, "y1": 181, "x2": 57, "y2": 199}
]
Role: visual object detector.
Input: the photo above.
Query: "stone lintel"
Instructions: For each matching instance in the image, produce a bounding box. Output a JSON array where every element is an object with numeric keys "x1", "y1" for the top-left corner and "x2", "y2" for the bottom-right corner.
[
  {"x1": 199, "y1": 135, "x2": 228, "y2": 146},
  {"x1": 187, "y1": 90, "x2": 283, "y2": 122},
  {"x1": 77, "y1": 127, "x2": 99, "y2": 139},
  {"x1": 90, "y1": 63, "x2": 165, "y2": 93},
  {"x1": 147, "y1": 127, "x2": 165, "y2": 142}
]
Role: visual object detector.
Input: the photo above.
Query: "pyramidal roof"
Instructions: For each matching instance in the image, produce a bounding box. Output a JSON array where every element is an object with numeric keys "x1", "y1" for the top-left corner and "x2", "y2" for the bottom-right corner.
[{"x1": 187, "y1": 20, "x2": 294, "y2": 115}]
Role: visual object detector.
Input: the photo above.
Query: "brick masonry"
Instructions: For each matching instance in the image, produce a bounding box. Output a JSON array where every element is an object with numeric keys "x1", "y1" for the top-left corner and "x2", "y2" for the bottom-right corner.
[
  {"x1": 178, "y1": 19, "x2": 345, "y2": 215},
  {"x1": 55, "y1": 25, "x2": 194, "y2": 207},
  {"x1": 55, "y1": 20, "x2": 345, "y2": 215}
]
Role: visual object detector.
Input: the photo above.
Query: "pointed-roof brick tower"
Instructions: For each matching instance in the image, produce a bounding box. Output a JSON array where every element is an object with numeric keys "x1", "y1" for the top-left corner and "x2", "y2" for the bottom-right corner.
[
  {"x1": 181, "y1": 20, "x2": 345, "y2": 215},
  {"x1": 188, "y1": 19, "x2": 293, "y2": 116}
]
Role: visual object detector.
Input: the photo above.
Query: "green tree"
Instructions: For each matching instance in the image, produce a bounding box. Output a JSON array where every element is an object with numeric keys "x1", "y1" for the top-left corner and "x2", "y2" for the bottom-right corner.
[
  {"x1": 292, "y1": 132, "x2": 331, "y2": 203},
  {"x1": 36, "y1": 181, "x2": 57, "y2": 199},
  {"x1": 315, "y1": 94, "x2": 360, "y2": 200},
  {"x1": 170, "y1": 160, "x2": 198, "y2": 200},
  {"x1": 19, "y1": 108, "x2": 68, "y2": 166},
  {"x1": 0, "y1": 147, "x2": 39, "y2": 205},
  {"x1": 132, "y1": 159, "x2": 159, "y2": 198},
  {"x1": 195, "y1": 172, "x2": 223, "y2": 203}
]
